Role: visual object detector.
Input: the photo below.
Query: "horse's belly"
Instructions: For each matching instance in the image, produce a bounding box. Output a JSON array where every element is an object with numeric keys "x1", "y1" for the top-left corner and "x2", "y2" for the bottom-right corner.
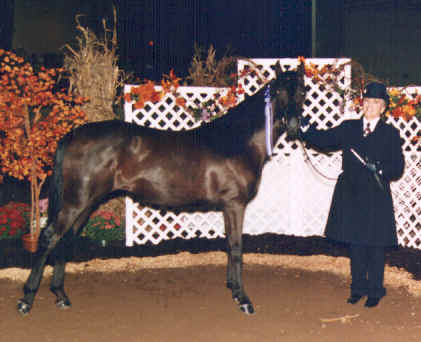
[{"x1": 131, "y1": 177, "x2": 210, "y2": 208}]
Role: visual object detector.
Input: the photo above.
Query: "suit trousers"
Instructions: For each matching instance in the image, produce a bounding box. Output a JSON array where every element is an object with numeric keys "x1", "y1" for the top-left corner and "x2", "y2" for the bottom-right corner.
[{"x1": 349, "y1": 244, "x2": 386, "y2": 299}]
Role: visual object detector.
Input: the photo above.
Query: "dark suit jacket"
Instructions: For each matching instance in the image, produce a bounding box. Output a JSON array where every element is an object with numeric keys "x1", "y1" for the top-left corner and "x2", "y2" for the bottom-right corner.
[{"x1": 302, "y1": 118, "x2": 405, "y2": 246}]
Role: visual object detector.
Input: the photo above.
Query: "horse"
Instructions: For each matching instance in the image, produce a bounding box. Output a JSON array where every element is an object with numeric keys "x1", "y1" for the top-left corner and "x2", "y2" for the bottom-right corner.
[{"x1": 17, "y1": 61, "x2": 305, "y2": 316}]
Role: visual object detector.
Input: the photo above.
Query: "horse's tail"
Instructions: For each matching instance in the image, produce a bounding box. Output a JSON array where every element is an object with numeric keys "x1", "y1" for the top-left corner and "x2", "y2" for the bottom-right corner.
[{"x1": 47, "y1": 137, "x2": 67, "y2": 227}]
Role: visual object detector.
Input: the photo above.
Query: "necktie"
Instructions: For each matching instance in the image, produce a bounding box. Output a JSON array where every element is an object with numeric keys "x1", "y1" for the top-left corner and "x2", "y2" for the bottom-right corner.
[{"x1": 364, "y1": 122, "x2": 371, "y2": 137}]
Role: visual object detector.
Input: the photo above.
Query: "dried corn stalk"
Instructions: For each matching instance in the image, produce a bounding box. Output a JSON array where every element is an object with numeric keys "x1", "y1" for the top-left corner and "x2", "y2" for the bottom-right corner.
[
  {"x1": 63, "y1": 8, "x2": 125, "y2": 122},
  {"x1": 186, "y1": 44, "x2": 238, "y2": 87}
]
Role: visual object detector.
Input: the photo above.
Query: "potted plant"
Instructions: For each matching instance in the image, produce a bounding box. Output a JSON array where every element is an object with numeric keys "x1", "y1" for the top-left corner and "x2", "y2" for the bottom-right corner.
[
  {"x1": 83, "y1": 210, "x2": 124, "y2": 246},
  {"x1": 0, "y1": 202, "x2": 30, "y2": 240}
]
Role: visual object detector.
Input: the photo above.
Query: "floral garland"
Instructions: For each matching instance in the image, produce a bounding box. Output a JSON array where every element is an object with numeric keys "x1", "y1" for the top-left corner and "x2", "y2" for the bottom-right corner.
[
  {"x1": 124, "y1": 69, "x2": 247, "y2": 123},
  {"x1": 124, "y1": 69, "x2": 186, "y2": 110},
  {"x1": 188, "y1": 83, "x2": 245, "y2": 122}
]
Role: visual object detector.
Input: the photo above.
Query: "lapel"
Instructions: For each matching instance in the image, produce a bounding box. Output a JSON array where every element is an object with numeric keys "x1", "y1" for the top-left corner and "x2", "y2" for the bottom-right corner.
[
  {"x1": 358, "y1": 118, "x2": 364, "y2": 138},
  {"x1": 370, "y1": 118, "x2": 385, "y2": 138}
]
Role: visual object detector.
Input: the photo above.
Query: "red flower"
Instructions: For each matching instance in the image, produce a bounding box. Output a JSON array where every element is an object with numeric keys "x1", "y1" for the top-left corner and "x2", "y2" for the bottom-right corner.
[{"x1": 0, "y1": 215, "x2": 8, "y2": 225}]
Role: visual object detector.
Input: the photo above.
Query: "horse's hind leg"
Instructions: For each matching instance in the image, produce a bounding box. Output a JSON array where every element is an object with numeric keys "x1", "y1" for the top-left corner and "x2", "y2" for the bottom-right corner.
[
  {"x1": 17, "y1": 224, "x2": 62, "y2": 315},
  {"x1": 224, "y1": 203, "x2": 254, "y2": 315},
  {"x1": 48, "y1": 205, "x2": 99, "y2": 310},
  {"x1": 50, "y1": 235, "x2": 73, "y2": 309}
]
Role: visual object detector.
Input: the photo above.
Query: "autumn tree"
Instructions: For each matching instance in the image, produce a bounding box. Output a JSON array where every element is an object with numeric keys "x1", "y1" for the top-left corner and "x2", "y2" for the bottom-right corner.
[{"x1": 0, "y1": 49, "x2": 87, "y2": 240}]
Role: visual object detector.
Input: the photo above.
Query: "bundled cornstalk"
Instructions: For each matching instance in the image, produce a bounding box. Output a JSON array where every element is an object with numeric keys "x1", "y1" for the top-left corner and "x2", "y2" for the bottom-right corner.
[
  {"x1": 186, "y1": 44, "x2": 238, "y2": 87},
  {"x1": 63, "y1": 9, "x2": 125, "y2": 122},
  {"x1": 186, "y1": 44, "x2": 268, "y2": 88}
]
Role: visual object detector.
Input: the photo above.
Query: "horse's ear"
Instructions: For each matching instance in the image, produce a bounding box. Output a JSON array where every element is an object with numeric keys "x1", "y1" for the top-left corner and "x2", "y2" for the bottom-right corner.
[
  {"x1": 274, "y1": 60, "x2": 282, "y2": 78},
  {"x1": 297, "y1": 61, "x2": 305, "y2": 88}
]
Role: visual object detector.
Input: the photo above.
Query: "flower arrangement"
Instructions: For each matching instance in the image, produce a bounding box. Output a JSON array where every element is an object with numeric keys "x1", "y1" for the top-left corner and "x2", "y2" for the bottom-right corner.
[
  {"x1": 388, "y1": 88, "x2": 421, "y2": 121},
  {"x1": 0, "y1": 202, "x2": 30, "y2": 239},
  {"x1": 82, "y1": 210, "x2": 124, "y2": 243},
  {"x1": 299, "y1": 56, "x2": 421, "y2": 122}
]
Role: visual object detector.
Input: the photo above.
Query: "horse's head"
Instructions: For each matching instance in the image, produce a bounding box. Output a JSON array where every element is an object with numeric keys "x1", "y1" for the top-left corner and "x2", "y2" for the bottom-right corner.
[{"x1": 269, "y1": 61, "x2": 305, "y2": 139}]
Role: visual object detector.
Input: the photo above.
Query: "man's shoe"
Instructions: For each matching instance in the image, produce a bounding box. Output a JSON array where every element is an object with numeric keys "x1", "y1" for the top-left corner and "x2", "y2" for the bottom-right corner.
[
  {"x1": 364, "y1": 297, "x2": 381, "y2": 308},
  {"x1": 347, "y1": 295, "x2": 363, "y2": 304}
]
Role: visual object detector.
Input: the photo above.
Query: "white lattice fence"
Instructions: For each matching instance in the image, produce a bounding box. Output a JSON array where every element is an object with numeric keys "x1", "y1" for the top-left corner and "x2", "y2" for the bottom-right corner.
[
  {"x1": 124, "y1": 58, "x2": 420, "y2": 249},
  {"x1": 386, "y1": 87, "x2": 420, "y2": 248}
]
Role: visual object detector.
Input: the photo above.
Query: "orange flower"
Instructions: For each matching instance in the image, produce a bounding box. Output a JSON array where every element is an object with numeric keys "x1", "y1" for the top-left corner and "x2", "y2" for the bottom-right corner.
[
  {"x1": 397, "y1": 95, "x2": 406, "y2": 105},
  {"x1": 159, "y1": 79, "x2": 169, "y2": 92},
  {"x1": 133, "y1": 98, "x2": 145, "y2": 109},
  {"x1": 391, "y1": 107, "x2": 403, "y2": 118},
  {"x1": 124, "y1": 93, "x2": 132, "y2": 103},
  {"x1": 175, "y1": 97, "x2": 186, "y2": 107},
  {"x1": 149, "y1": 90, "x2": 162, "y2": 103}
]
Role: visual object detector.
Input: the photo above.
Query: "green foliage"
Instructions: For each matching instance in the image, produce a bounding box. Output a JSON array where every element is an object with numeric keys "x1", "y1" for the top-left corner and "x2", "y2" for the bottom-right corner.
[{"x1": 82, "y1": 210, "x2": 125, "y2": 242}]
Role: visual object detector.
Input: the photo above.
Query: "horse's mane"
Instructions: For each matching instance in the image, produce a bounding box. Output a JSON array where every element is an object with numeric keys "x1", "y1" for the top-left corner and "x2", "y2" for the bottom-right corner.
[{"x1": 195, "y1": 86, "x2": 267, "y2": 155}]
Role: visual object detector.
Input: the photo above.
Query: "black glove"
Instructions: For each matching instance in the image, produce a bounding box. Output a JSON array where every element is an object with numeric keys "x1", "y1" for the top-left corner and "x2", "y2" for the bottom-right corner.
[
  {"x1": 365, "y1": 157, "x2": 383, "y2": 176},
  {"x1": 300, "y1": 116, "x2": 311, "y2": 132},
  {"x1": 364, "y1": 156, "x2": 385, "y2": 191}
]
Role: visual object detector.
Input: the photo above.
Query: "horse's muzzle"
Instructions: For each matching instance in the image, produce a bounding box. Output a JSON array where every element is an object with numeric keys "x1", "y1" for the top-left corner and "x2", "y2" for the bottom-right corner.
[{"x1": 286, "y1": 116, "x2": 300, "y2": 139}]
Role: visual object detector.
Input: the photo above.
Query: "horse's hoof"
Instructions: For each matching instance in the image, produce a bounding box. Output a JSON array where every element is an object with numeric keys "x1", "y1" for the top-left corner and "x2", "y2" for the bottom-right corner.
[
  {"x1": 239, "y1": 303, "x2": 255, "y2": 315},
  {"x1": 56, "y1": 298, "x2": 72, "y2": 310},
  {"x1": 17, "y1": 300, "x2": 31, "y2": 316}
]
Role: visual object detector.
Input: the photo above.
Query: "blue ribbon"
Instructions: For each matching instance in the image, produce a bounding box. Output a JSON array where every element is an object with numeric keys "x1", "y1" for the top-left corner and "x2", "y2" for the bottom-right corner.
[{"x1": 264, "y1": 85, "x2": 273, "y2": 157}]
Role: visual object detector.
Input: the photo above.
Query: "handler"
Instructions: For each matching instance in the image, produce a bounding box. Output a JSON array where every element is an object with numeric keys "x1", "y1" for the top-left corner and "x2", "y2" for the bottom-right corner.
[{"x1": 300, "y1": 82, "x2": 405, "y2": 308}]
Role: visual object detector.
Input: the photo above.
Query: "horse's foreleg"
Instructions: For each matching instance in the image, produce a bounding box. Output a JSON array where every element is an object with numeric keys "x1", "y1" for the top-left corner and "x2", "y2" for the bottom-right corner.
[
  {"x1": 17, "y1": 225, "x2": 61, "y2": 315},
  {"x1": 224, "y1": 204, "x2": 254, "y2": 315}
]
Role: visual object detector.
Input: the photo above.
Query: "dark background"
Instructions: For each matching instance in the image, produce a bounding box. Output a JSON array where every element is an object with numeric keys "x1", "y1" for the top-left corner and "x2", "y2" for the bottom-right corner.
[
  {"x1": 117, "y1": 0, "x2": 312, "y2": 79},
  {"x1": 2, "y1": 0, "x2": 421, "y2": 84},
  {"x1": 0, "y1": 0, "x2": 312, "y2": 80}
]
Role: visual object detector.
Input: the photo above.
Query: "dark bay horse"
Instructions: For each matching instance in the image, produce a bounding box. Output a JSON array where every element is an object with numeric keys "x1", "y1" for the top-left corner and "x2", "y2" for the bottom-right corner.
[{"x1": 17, "y1": 61, "x2": 305, "y2": 316}]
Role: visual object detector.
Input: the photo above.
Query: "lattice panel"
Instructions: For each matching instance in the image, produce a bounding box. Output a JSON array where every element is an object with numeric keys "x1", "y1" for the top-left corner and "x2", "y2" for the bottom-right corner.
[
  {"x1": 374, "y1": 87, "x2": 420, "y2": 248},
  {"x1": 392, "y1": 154, "x2": 421, "y2": 248},
  {"x1": 124, "y1": 58, "x2": 420, "y2": 249},
  {"x1": 124, "y1": 85, "x2": 231, "y2": 130}
]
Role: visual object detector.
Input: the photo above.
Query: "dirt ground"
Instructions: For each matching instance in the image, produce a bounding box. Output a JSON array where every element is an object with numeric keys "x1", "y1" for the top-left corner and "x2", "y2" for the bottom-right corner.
[{"x1": 2, "y1": 236, "x2": 421, "y2": 342}]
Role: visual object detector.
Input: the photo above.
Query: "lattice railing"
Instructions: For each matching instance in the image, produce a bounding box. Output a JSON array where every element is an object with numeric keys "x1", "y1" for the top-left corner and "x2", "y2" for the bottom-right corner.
[{"x1": 124, "y1": 58, "x2": 420, "y2": 249}]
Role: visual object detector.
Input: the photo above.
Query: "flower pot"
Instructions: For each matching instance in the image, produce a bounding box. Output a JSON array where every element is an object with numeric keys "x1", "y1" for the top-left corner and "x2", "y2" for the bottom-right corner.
[{"x1": 22, "y1": 233, "x2": 39, "y2": 253}]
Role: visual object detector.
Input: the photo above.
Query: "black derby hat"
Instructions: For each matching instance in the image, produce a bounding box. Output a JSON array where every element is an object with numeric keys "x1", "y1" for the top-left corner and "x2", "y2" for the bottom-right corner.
[{"x1": 363, "y1": 82, "x2": 389, "y2": 107}]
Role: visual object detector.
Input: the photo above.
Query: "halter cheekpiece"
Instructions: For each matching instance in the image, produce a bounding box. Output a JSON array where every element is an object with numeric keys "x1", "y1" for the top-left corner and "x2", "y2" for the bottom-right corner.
[{"x1": 264, "y1": 85, "x2": 274, "y2": 157}]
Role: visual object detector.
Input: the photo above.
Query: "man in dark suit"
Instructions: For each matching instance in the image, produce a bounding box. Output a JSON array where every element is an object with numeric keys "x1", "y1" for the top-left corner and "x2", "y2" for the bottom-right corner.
[{"x1": 300, "y1": 82, "x2": 405, "y2": 307}]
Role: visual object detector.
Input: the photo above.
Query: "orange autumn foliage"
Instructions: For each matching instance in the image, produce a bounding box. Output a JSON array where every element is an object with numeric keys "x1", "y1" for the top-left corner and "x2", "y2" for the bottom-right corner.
[
  {"x1": 125, "y1": 69, "x2": 184, "y2": 110},
  {"x1": 0, "y1": 49, "x2": 88, "y2": 235}
]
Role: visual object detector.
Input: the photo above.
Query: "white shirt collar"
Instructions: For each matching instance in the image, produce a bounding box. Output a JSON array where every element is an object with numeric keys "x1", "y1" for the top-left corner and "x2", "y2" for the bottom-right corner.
[{"x1": 363, "y1": 117, "x2": 380, "y2": 130}]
